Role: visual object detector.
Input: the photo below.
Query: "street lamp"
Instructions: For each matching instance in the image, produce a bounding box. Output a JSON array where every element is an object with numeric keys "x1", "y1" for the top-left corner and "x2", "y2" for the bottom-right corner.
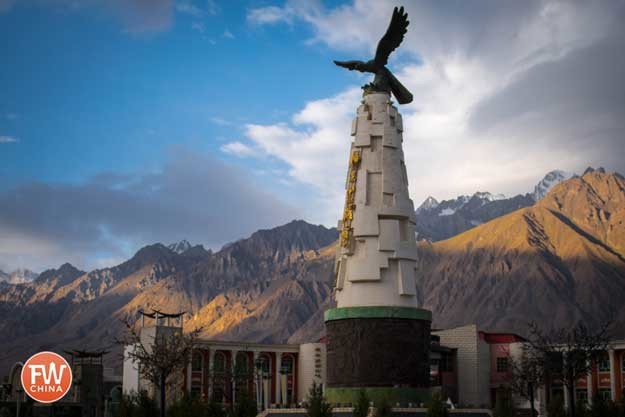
[
  {"x1": 254, "y1": 358, "x2": 263, "y2": 412},
  {"x1": 279, "y1": 363, "x2": 289, "y2": 407},
  {"x1": 262, "y1": 370, "x2": 270, "y2": 410},
  {"x1": 15, "y1": 387, "x2": 23, "y2": 417}
]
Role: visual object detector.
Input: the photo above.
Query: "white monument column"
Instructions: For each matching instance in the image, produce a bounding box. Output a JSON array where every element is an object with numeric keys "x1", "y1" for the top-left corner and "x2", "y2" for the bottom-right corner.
[{"x1": 324, "y1": 91, "x2": 432, "y2": 405}]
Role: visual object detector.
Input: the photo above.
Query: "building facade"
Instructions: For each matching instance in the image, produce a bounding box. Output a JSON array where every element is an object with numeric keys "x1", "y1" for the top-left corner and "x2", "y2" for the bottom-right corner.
[{"x1": 123, "y1": 330, "x2": 326, "y2": 410}]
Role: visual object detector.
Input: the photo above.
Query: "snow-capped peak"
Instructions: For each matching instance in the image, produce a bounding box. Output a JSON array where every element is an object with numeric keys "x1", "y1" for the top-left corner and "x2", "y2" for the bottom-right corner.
[
  {"x1": 167, "y1": 240, "x2": 192, "y2": 254},
  {"x1": 0, "y1": 268, "x2": 39, "y2": 284},
  {"x1": 417, "y1": 196, "x2": 439, "y2": 213},
  {"x1": 473, "y1": 191, "x2": 506, "y2": 202},
  {"x1": 532, "y1": 170, "x2": 574, "y2": 201}
]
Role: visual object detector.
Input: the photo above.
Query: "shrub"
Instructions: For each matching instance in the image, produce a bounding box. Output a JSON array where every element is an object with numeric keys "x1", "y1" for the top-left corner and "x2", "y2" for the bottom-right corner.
[
  {"x1": 227, "y1": 393, "x2": 257, "y2": 417},
  {"x1": 426, "y1": 392, "x2": 448, "y2": 417},
  {"x1": 304, "y1": 382, "x2": 332, "y2": 417},
  {"x1": 116, "y1": 390, "x2": 159, "y2": 417},
  {"x1": 375, "y1": 396, "x2": 392, "y2": 417},
  {"x1": 353, "y1": 390, "x2": 370, "y2": 417}
]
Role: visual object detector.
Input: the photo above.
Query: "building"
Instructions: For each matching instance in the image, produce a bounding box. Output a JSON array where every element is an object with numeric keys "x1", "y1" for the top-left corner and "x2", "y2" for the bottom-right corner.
[
  {"x1": 121, "y1": 318, "x2": 625, "y2": 415},
  {"x1": 123, "y1": 327, "x2": 326, "y2": 409},
  {"x1": 542, "y1": 339, "x2": 625, "y2": 410},
  {"x1": 432, "y1": 324, "x2": 625, "y2": 413}
]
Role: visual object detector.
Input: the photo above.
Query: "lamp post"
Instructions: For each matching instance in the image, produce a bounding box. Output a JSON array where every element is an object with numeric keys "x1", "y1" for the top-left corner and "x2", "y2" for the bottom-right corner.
[
  {"x1": 254, "y1": 358, "x2": 263, "y2": 412},
  {"x1": 15, "y1": 387, "x2": 23, "y2": 417},
  {"x1": 279, "y1": 363, "x2": 289, "y2": 407},
  {"x1": 262, "y1": 370, "x2": 270, "y2": 410}
]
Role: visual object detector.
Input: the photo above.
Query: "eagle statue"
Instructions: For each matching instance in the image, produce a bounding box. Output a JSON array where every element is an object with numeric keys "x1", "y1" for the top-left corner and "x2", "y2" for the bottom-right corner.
[{"x1": 334, "y1": 6, "x2": 413, "y2": 104}]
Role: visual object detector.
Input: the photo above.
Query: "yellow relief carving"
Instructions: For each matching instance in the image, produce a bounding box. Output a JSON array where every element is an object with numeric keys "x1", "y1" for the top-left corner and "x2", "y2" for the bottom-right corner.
[{"x1": 340, "y1": 150, "x2": 361, "y2": 248}]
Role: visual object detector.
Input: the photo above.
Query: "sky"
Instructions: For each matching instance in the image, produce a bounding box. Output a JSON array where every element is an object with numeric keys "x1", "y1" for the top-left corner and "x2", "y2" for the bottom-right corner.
[{"x1": 1, "y1": 0, "x2": 624, "y2": 272}]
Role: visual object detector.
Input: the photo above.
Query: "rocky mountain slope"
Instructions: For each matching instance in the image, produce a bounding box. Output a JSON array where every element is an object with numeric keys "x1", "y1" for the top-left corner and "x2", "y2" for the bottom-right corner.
[
  {"x1": 419, "y1": 168, "x2": 625, "y2": 334},
  {"x1": 0, "y1": 220, "x2": 337, "y2": 375},
  {"x1": 415, "y1": 170, "x2": 573, "y2": 241}
]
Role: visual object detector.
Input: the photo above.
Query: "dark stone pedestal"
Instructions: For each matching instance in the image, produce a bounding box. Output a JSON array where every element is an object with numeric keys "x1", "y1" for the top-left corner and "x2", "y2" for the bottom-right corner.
[{"x1": 324, "y1": 306, "x2": 432, "y2": 405}]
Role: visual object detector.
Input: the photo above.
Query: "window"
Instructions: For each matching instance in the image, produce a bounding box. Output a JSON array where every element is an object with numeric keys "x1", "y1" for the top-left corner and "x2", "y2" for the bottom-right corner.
[
  {"x1": 598, "y1": 353, "x2": 610, "y2": 372},
  {"x1": 497, "y1": 357, "x2": 509, "y2": 373},
  {"x1": 575, "y1": 389, "x2": 588, "y2": 405},
  {"x1": 213, "y1": 352, "x2": 226, "y2": 373},
  {"x1": 192, "y1": 352, "x2": 203, "y2": 372},
  {"x1": 598, "y1": 389, "x2": 611, "y2": 401},
  {"x1": 281, "y1": 356, "x2": 294, "y2": 374},
  {"x1": 440, "y1": 353, "x2": 454, "y2": 372}
]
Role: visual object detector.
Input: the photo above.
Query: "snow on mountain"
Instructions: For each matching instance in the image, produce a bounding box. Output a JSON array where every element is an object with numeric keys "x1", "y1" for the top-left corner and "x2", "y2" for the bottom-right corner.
[
  {"x1": 532, "y1": 170, "x2": 574, "y2": 201},
  {"x1": 474, "y1": 192, "x2": 506, "y2": 202},
  {"x1": 167, "y1": 239, "x2": 192, "y2": 254},
  {"x1": 0, "y1": 268, "x2": 39, "y2": 284},
  {"x1": 438, "y1": 208, "x2": 456, "y2": 216},
  {"x1": 416, "y1": 196, "x2": 439, "y2": 213}
]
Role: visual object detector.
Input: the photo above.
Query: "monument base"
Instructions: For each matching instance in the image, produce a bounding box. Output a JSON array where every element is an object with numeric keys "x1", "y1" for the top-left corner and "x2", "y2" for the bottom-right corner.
[{"x1": 324, "y1": 306, "x2": 432, "y2": 406}]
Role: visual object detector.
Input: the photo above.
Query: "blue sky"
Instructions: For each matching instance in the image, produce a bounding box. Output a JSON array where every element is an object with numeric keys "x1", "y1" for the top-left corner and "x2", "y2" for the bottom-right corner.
[
  {"x1": 0, "y1": 0, "x2": 349, "y2": 187},
  {"x1": 1, "y1": 0, "x2": 624, "y2": 271}
]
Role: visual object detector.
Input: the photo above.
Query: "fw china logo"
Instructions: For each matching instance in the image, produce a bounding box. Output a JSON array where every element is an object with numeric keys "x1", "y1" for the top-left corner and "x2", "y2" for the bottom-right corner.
[{"x1": 20, "y1": 351, "x2": 73, "y2": 403}]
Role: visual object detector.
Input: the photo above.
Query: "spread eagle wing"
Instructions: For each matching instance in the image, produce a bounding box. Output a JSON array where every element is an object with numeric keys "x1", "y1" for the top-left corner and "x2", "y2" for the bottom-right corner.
[
  {"x1": 374, "y1": 6, "x2": 409, "y2": 67},
  {"x1": 333, "y1": 60, "x2": 364, "y2": 71}
]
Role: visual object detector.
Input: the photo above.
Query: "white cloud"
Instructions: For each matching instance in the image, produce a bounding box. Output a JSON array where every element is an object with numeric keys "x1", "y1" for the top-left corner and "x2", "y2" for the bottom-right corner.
[
  {"x1": 222, "y1": 29, "x2": 234, "y2": 39},
  {"x1": 0, "y1": 135, "x2": 18, "y2": 143},
  {"x1": 209, "y1": 116, "x2": 232, "y2": 126},
  {"x1": 242, "y1": 0, "x2": 625, "y2": 223},
  {"x1": 0, "y1": 147, "x2": 297, "y2": 271},
  {"x1": 176, "y1": 1, "x2": 205, "y2": 18},
  {"x1": 191, "y1": 21, "x2": 205, "y2": 32},
  {"x1": 245, "y1": 88, "x2": 361, "y2": 223},
  {"x1": 220, "y1": 141, "x2": 256, "y2": 158},
  {"x1": 247, "y1": 5, "x2": 294, "y2": 25}
]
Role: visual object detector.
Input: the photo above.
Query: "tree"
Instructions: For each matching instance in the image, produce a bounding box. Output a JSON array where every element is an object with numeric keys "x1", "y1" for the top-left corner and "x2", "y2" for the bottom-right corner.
[
  {"x1": 492, "y1": 386, "x2": 514, "y2": 417},
  {"x1": 508, "y1": 345, "x2": 545, "y2": 417},
  {"x1": 304, "y1": 382, "x2": 332, "y2": 417},
  {"x1": 426, "y1": 392, "x2": 448, "y2": 417},
  {"x1": 527, "y1": 320, "x2": 612, "y2": 417},
  {"x1": 353, "y1": 390, "x2": 370, "y2": 417},
  {"x1": 118, "y1": 316, "x2": 203, "y2": 417}
]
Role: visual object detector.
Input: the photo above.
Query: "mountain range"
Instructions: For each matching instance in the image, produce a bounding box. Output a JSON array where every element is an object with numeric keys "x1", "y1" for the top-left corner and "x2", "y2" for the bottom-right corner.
[
  {"x1": 415, "y1": 169, "x2": 575, "y2": 241},
  {"x1": 1, "y1": 168, "x2": 624, "y2": 376}
]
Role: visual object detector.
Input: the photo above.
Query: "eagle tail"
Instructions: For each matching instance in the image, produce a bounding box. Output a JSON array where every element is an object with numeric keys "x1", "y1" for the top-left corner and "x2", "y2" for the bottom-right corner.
[{"x1": 387, "y1": 71, "x2": 413, "y2": 104}]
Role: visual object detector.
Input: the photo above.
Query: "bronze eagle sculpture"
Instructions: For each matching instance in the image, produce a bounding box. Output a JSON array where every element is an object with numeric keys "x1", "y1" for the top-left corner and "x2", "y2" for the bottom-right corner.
[{"x1": 334, "y1": 6, "x2": 413, "y2": 104}]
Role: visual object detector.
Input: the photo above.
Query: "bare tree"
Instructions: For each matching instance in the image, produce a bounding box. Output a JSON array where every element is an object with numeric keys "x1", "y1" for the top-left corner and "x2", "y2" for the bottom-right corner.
[
  {"x1": 508, "y1": 345, "x2": 545, "y2": 417},
  {"x1": 526, "y1": 320, "x2": 612, "y2": 417},
  {"x1": 117, "y1": 314, "x2": 203, "y2": 417}
]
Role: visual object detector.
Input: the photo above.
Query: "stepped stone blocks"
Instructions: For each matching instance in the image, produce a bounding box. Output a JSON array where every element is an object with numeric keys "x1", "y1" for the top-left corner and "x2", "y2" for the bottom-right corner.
[
  {"x1": 334, "y1": 92, "x2": 421, "y2": 307},
  {"x1": 325, "y1": 92, "x2": 432, "y2": 405}
]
